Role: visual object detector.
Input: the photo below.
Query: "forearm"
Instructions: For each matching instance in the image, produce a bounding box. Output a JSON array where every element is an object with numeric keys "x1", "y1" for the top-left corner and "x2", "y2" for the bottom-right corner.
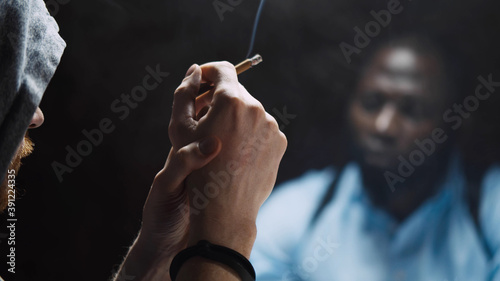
[{"x1": 115, "y1": 236, "x2": 256, "y2": 281}]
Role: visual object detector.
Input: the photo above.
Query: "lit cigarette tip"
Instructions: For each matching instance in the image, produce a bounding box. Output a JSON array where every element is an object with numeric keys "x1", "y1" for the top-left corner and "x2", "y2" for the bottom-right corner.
[{"x1": 250, "y1": 54, "x2": 263, "y2": 66}]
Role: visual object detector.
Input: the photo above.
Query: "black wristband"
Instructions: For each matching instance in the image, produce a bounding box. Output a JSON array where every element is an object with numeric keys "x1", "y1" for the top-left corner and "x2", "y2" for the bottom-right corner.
[{"x1": 169, "y1": 240, "x2": 256, "y2": 281}]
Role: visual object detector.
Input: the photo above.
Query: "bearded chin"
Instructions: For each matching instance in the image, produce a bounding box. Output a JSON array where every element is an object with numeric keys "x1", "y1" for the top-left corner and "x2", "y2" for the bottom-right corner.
[{"x1": 0, "y1": 135, "x2": 34, "y2": 212}]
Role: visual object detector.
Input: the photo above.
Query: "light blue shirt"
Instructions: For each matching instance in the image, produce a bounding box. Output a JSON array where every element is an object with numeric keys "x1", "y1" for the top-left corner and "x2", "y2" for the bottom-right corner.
[{"x1": 251, "y1": 156, "x2": 500, "y2": 281}]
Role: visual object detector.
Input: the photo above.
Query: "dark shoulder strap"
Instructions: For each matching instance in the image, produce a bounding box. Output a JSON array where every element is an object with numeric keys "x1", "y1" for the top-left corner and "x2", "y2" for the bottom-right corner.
[{"x1": 308, "y1": 166, "x2": 343, "y2": 228}]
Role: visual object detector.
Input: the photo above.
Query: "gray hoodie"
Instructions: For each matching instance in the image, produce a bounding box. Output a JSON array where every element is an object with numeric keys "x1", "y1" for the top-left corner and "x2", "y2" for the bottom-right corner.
[{"x1": 0, "y1": 0, "x2": 66, "y2": 183}]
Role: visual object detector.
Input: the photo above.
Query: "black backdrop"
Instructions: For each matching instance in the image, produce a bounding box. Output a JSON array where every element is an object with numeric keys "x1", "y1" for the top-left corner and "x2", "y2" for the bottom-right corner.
[{"x1": 1, "y1": 0, "x2": 500, "y2": 280}]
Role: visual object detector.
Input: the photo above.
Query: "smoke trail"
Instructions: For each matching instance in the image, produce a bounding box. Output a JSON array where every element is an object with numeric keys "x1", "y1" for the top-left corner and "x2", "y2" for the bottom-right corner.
[{"x1": 246, "y1": 0, "x2": 267, "y2": 58}]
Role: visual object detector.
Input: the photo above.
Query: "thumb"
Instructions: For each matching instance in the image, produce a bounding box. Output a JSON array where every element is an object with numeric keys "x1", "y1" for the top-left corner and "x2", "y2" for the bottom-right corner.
[{"x1": 155, "y1": 136, "x2": 221, "y2": 189}]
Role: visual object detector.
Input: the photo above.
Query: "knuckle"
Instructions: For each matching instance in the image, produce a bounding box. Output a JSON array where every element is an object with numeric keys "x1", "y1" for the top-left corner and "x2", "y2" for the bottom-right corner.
[
  {"x1": 274, "y1": 131, "x2": 288, "y2": 155},
  {"x1": 279, "y1": 131, "x2": 288, "y2": 149},
  {"x1": 238, "y1": 83, "x2": 248, "y2": 93},
  {"x1": 218, "y1": 93, "x2": 244, "y2": 108},
  {"x1": 248, "y1": 102, "x2": 266, "y2": 118},
  {"x1": 213, "y1": 81, "x2": 241, "y2": 100},
  {"x1": 265, "y1": 113, "x2": 280, "y2": 131},
  {"x1": 217, "y1": 61, "x2": 235, "y2": 70},
  {"x1": 214, "y1": 61, "x2": 237, "y2": 83},
  {"x1": 263, "y1": 112, "x2": 287, "y2": 152},
  {"x1": 174, "y1": 84, "x2": 189, "y2": 96},
  {"x1": 175, "y1": 147, "x2": 191, "y2": 166}
]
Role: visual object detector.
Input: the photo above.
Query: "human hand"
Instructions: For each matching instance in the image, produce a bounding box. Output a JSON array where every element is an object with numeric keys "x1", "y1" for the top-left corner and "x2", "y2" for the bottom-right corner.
[
  {"x1": 115, "y1": 62, "x2": 286, "y2": 281},
  {"x1": 170, "y1": 62, "x2": 287, "y2": 258}
]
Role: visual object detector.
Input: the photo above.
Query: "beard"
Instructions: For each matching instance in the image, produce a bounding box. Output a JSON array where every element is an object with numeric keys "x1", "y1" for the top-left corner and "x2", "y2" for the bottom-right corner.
[
  {"x1": 0, "y1": 133, "x2": 34, "y2": 212},
  {"x1": 350, "y1": 139, "x2": 452, "y2": 210}
]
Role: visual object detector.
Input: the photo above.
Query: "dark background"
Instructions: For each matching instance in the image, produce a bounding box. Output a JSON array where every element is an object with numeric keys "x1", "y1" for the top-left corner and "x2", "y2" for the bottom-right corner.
[{"x1": 1, "y1": 0, "x2": 500, "y2": 280}]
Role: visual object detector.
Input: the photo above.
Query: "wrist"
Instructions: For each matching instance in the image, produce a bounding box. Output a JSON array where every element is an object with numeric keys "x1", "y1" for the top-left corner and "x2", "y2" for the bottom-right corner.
[
  {"x1": 188, "y1": 215, "x2": 257, "y2": 258},
  {"x1": 172, "y1": 240, "x2": 256, "y2": 281}
]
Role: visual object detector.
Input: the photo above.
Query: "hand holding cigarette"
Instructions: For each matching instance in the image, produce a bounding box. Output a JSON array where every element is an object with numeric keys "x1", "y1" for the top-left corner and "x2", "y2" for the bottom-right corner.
[
  {"x1": 180, "y1": 61, "x2": 286, "y2": 266},
  {"x1": 117, "y1": 60, "x2": 286, "y2": 280}
]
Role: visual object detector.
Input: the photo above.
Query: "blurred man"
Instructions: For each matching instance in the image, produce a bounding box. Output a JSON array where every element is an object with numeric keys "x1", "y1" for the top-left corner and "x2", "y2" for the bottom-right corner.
[{"x1": 251, "y1": 36, "x2": 500, "y2": 280}]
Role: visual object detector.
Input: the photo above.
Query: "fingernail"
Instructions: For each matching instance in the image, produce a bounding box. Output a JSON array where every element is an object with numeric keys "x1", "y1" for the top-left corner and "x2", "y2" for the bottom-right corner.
[
  {"x1": 199, "y1": 136, "x2": 218, "y2": 156},
  {"x1": 185, "y1": 64, "x2": 197, "y2": 77}
]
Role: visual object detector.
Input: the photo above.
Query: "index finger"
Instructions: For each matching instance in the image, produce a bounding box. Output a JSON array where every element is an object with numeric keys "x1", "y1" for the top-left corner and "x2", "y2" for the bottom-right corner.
[{"x1": 170, "y1": 64, "x2": 201, "y2": 138}]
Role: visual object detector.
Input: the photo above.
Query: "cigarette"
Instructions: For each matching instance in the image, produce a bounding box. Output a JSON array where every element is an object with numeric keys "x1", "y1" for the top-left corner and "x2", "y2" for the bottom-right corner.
[{"x1": 197, "y1": 54, "x2": 263, "y2": 97}]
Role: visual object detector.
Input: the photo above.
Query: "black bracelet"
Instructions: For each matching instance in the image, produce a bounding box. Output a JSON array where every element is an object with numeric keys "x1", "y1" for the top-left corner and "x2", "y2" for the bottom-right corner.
[{"x1": 169, "y1": 240, "x2": 256, "y2": 281}]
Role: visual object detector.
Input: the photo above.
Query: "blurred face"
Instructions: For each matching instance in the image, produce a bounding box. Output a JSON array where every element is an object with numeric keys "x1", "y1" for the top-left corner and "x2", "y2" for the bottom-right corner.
[
  {"x1": 0, "y1": 107, "x2": 44, "y2": 211},
  {"x1": 349, "y1": 47, "x2": 447, "y2": 170}
]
